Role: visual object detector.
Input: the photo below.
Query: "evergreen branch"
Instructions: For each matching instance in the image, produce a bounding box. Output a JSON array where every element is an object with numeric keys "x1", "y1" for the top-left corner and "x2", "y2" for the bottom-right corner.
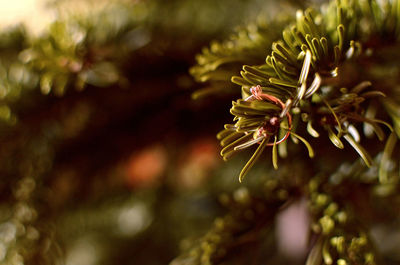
[
  {"x1": 199, "y1": 0, "x2": 400, "y2": 181},
  {"x1": 21, "y1": 1, "x2": 145, "y2": 96},
  {"x1": 170, "y1": 178, "x2": 291, "y2": 265},
  {"x1": 190, "y1": 16, "x2": 293, "y2": 98},
  {"x1": 307, "y1": 174, "x2": 382, "y2": 265}
]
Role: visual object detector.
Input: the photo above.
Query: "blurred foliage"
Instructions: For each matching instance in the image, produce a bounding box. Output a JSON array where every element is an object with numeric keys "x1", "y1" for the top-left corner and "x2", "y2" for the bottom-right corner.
[
  {"x1": 0, "y1": 0, "x2": 400, "y2": 265},
  {"x1": 0, "y1": 0, "x2": 310, "y2": 264}
]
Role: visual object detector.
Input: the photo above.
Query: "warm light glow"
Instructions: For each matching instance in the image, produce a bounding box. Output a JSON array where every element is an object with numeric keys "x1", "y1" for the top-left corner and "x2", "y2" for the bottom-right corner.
[
  {"x1": 0, "y1": 0, "x2": 54, "y2": 34},
  {"x1": 125, "y1": 145, "x2": 167, "y2": 188}
]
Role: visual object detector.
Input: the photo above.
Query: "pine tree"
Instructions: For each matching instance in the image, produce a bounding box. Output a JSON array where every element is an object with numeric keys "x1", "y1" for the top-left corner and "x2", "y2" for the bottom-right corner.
[
  {"x1": 174, "y1": 0, "x2": 400, "y2": 264},
  {"x1": 1, "y1": 0, "x2": 400, "y2": 265}
]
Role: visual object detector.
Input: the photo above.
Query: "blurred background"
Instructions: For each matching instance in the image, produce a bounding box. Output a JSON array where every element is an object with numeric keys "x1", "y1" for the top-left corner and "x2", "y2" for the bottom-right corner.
[{"x1": 0, "y1": 0, "x2": 347, "y2": 265}]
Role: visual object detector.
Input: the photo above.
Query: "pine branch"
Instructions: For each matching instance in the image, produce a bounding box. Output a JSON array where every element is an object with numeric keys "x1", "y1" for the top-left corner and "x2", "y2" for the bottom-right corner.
[
  {"x1": 307, "y1": 174, "x2": 382, "y2": 265},
  {"x1": 170, "y1": 177, "x2": 292, "y2": 265},
  {"x1": 190, "y1": 16, "x2": 293, "y2": 99},
  {"x1": 185, "y1": 0, "x2": 400, "y2": 264},
  {"x1": 199, "y1": 0, "x2": 400, "y2": 181}
]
